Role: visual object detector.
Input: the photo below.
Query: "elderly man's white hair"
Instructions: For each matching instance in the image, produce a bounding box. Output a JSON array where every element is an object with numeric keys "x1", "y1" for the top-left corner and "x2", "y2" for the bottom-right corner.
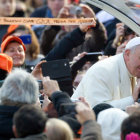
[
  {"x1": 0, "y1": 68, "x2": 39, "y2": 104},
  {"x1": 125, "y1": 37, "x2": 140, "y2": 50}
]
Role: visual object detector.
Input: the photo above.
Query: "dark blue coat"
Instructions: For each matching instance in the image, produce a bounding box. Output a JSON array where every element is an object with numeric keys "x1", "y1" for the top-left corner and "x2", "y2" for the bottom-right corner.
[{"x1": 0, "y1": 105, "x2": 19, "y2": 140}]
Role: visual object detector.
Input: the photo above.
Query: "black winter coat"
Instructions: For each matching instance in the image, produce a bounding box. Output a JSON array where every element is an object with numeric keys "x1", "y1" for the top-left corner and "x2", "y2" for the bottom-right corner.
[{"x1": 0, "y1": 105, "x2": 19, "y2": 140}]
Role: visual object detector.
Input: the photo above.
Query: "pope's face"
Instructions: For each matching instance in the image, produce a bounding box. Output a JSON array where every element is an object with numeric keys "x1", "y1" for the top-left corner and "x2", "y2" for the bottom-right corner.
[{"x1": 125, "y1": 45, "x2": 140, "y2": 78}]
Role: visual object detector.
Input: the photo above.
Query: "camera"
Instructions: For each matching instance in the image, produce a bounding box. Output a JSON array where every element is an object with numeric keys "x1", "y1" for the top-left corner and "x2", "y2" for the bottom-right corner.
[
  {"x1": 37, "y1": 80, "x2": 43, "y2": 91},
  {"x1": 60, "y1": 103, "x2": 77, "y2": 115},
  {"x1": 41, "y1": 59, "x2": 73, "y2": 96},
  {"x1": 69, "y1": 6, "x2": 82, "y2": 16}
]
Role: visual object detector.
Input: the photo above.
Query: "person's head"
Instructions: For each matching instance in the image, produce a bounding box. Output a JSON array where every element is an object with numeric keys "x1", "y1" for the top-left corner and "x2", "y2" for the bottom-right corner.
[
  {"x1": 13, "y1": 104, "x2": 47, "y2": 138},
  {"x1": 1, "y1": 36, "x2": 26, "y2": 67},
  {"x1": 47, "y1": 0, "x2": 64, "y2": 17},
  {"x1": 0, "y1": 53, "x2": 13, "y2": 80},
  {"x1": 93, "y1": 103, "x2": 113, "y2": 120},
  {"x1": 0, "y1": 68, "x2": 38, "y2": 105},
  {"x1": 63, "y1": 4, "x2": 95, "y2": 32},
  {"x1": 123, "y1": 25, "x2": 136, "y2": 42},
  {"x1": 0, "y1": 0, "x2": 16, "y2": 17},
  {"x1": 124, "y1": 37, "x2": 140, "y2": 78},
  {"x1": 4, "y1": 25, "x2": 40, "y2": 60},
  {"x1": 46, "y1": 118, "x2": 74, "y2": 140},
  {"x1": 61, "y1": 4, "x2": 83, "y2": 32},
  {"x1": 121, "y1": 110, "x2": 140, "y2": 140},
  {"x1": 97, "y1": 108, "x2": 128, "y2": 140}
]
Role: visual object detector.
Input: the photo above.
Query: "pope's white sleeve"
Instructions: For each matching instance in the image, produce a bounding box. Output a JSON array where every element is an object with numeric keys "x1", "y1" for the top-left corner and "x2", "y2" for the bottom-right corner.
[{"x1": 107, "y1": 96, "x2": 134, "y2": 110}]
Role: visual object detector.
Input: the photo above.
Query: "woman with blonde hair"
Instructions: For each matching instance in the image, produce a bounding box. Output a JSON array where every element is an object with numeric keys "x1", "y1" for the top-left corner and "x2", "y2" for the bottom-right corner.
[{"x1": 46, "y1": 118, "x2": 74, "y2": 140}]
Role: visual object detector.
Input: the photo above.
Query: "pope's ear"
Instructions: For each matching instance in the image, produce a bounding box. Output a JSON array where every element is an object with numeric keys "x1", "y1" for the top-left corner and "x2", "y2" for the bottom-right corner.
[{"x1": 124, "y1": 49, "x2": 131, "y2": 61}]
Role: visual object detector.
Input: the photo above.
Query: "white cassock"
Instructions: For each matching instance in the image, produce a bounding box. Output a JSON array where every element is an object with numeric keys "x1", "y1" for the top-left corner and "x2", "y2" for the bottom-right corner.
[{"x1": 72, "y1": 53, "x2": 136, "y2": 110}]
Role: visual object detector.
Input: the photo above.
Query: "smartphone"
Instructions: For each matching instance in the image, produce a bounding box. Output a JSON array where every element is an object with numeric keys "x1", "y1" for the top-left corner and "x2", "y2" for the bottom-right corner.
[
  {"x1": 71, "y1": 99, "x2": 80, "y2": 102},
  {"x1": 41, "y1": 59, "x2": 71, "y2": 79},
  {"x1": 19, "y1": 34, "x2": 31, "y2": 45},
  {"x1": 60, "y1": 103, "x2": 77, "y2": 115},
  {"x1": 85, "y1": 52, "x2": 103, "y2": 55},
  {"x1": 69, "y1": 6, "x2": 82, "y2": 15},
  {"x1": 37, "y1": 80, "x2": 43, "y2": 90},
  {"x1": 41, "y1": 59, "x2": 73, "y2": 96},
  {"x1": 84, "y1": 52, "x2": 103, "y2": 61}
]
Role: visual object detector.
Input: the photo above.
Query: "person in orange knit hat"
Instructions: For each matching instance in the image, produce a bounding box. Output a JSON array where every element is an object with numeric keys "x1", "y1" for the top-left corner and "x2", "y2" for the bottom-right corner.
[
  {"x1": 1, "y1": 36, "x2": 26, "y2": 68},
  {"x1": 0, "y1": 53, "x2": 13, "y2": 87},
  {"x1": 2, "y1": 25, "x2": 44, "y2": 69},
  {"x1": 0, "y1": 53, "x2": 13, "y2": 73}
]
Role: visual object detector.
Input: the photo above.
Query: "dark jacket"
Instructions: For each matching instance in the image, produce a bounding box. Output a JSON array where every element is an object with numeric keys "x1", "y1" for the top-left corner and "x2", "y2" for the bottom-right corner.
[
  {"x1": 42, "y1": 20, "x2": 107, "y2": 61},
  {"x1": 10, "y1": 133, "x2": 47, "y2": 140},
  {"x1": 104, "y1": 18, "x2": 120, "y2": 43},
  {"x1": 0, "y1": 105, "x2": 19, "y2": 140},
  {"x1": 30, "y1": 6, "x2": 53, "y2": 41},
  {"x1": 50, "y1": 91, "x2": 103, "y2": 139},
  {"x1": 104, "y1": 40, "x2": 116, "y2": 55},
  {"x1": 45, "y1": 27, "x2": 85, "y2": 61},
  {"x1": 30, "y1": 6, "x2": 51, "y2": 18},
  {"x1": 50, "y1": 91, "x2": 81, "y2": 137},
  {"x1": 0, "y1": 25, "x2": 9, "y2": 44}
]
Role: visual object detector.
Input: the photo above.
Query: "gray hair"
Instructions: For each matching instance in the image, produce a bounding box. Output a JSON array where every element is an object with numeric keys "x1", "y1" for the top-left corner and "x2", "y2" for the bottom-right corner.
[{"x1": 0, "y1": 68, "x2": 39, "y2": 104}]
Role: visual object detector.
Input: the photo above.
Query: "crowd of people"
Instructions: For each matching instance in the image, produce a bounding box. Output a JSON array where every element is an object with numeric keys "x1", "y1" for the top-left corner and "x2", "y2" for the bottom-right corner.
[{"x1": 0, "y1": 0, "x2": 140, "y2": 140}]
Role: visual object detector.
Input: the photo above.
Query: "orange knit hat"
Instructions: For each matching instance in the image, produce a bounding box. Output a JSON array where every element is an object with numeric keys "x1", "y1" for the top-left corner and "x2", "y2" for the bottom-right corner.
[
  {"x1": 0, "y1": 53, "x2": 13, "y2": 73},
  {"x1": 1, "y1": 35, "x2": 26, "y2": 53}
]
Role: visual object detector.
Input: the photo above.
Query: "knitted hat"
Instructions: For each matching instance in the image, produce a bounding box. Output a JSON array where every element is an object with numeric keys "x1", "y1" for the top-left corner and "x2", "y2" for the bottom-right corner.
[
  {"x1": 125, "y1": 37, "x2": 140, "y2": 50},
  {"x1": 0, "y1": 53, "x2": 13, "y2": 73},
  {"x1": 1, "y1": 36, "x2": 26, "y2": 53}
]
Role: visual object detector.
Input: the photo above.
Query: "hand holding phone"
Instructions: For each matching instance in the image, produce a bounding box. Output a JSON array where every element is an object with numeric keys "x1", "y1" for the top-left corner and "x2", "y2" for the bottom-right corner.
[
  {"x1": 41, "y1": 59, "x2": 71, "y2": 78},
  {"x1": 41, "y1": 59, "x2": 73, "y2": 96},
  {"x1": 60, "y1": 103, "x2": 77, "y2": 116}
]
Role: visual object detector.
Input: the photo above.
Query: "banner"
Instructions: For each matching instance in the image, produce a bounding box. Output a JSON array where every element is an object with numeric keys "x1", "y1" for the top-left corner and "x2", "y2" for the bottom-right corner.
[{"x1": 0, "y1": 17, "x2": 95, "y2": 26}]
